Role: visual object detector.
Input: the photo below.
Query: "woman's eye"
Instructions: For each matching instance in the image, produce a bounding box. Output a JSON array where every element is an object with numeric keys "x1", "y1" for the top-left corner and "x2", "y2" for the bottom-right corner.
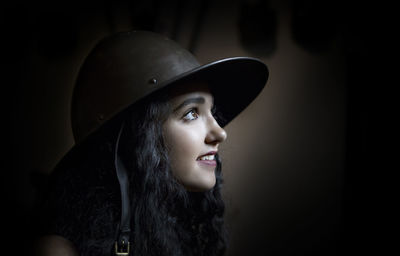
[{"x1": 183, "y1": 109, "x2": 199, "y2": 121}]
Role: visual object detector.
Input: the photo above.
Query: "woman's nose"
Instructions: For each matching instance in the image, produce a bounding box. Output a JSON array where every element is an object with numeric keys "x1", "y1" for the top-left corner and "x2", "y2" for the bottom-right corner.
[{"x1": 205, "y1": 117, "x2": 227, "y2": 145}]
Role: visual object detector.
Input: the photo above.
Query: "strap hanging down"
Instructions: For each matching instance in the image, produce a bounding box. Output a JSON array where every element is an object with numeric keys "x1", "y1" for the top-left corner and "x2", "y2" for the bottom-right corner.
[{"x1": 114, "y1": 122, "x2": 131, "y2": 255}]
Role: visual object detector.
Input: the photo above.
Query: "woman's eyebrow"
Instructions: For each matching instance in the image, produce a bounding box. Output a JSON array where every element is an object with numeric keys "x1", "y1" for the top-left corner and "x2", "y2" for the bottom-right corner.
[{"x1": 173, "y1": 96, "x2": 205, "y2": 112}]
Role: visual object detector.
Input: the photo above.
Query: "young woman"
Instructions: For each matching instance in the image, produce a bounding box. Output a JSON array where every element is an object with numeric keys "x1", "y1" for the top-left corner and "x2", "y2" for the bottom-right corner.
[{"x1": 34, "y1": 30, "x2": 268, "y2": 256}]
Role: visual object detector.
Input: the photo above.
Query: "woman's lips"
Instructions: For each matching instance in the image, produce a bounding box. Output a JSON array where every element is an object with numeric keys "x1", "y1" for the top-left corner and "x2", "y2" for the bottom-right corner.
[
  {"x1": 197, "y1": 159, "x2": 217, "y2": 167},
  {"x1": 196, "y1": 151, "x2": 217, "y2": 167},
  {"x1": 197, "y1": 151, "x2": 217, "y2": 159}
]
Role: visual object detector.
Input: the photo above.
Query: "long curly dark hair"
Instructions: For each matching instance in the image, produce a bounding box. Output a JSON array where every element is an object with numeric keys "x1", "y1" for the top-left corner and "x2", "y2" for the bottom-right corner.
[{"x1": 39, "y1": 91, "x2": 227, "y2": 256}]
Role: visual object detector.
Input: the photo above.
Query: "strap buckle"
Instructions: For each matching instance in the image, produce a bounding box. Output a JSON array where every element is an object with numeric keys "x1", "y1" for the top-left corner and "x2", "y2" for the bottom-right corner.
[{"x1": 114, "y1": 240, "x2": 130, "y2": 256}]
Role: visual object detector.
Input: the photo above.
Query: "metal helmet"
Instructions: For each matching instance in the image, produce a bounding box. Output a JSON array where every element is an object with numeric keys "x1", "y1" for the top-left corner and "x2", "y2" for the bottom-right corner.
[{"x1": 71, "y1": 30, "x2": 269, "y2": 144}]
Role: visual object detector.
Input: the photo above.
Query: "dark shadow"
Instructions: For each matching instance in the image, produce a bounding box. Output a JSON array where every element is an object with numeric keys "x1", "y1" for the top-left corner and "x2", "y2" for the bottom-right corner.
[
  {"x1": 238, "y1": 0, "x2": 278, "y2": 57},
  {"x1": 290, "y1": 0, "x2": 339, "y2": 54}
]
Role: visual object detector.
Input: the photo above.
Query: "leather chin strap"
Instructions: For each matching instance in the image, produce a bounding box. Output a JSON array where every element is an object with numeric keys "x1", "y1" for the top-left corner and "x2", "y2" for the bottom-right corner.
[{"x1": 114, "y1": 122, "x2": 131, "y2": 255}]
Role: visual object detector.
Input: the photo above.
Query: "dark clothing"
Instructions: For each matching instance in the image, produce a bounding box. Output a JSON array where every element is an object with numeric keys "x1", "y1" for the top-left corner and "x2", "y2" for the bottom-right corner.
[{"x1": 38, "y1": 142, "x2": 121, "y2": 255}]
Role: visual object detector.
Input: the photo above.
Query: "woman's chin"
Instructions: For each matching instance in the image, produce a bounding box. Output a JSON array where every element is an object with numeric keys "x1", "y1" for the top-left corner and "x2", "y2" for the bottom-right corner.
[{"x1": 184, "y1": 177, "x2": 216, "y2": 192}]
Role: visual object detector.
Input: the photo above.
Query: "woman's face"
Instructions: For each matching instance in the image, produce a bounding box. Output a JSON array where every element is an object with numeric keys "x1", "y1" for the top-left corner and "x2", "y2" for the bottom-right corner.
[{"x1": 163, "y1": 82, "x2": 227, "y2": 191}]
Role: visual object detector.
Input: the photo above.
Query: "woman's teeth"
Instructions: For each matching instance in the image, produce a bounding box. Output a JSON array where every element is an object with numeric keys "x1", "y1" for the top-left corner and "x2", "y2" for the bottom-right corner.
[{"x1": 198, "y1": 155, "x2": 215, "y2": 161}]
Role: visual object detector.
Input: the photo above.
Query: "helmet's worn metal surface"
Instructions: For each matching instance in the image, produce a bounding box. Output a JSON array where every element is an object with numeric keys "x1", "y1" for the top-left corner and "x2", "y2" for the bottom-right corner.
[{"x1": 72, "y1": 31, "x2": 200, "y2": 143}]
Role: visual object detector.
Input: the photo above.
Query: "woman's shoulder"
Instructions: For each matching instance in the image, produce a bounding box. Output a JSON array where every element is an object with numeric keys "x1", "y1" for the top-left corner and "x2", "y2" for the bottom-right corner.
[{"x1": 34, "y1": 235, "x2": 79, "y2": 256}]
